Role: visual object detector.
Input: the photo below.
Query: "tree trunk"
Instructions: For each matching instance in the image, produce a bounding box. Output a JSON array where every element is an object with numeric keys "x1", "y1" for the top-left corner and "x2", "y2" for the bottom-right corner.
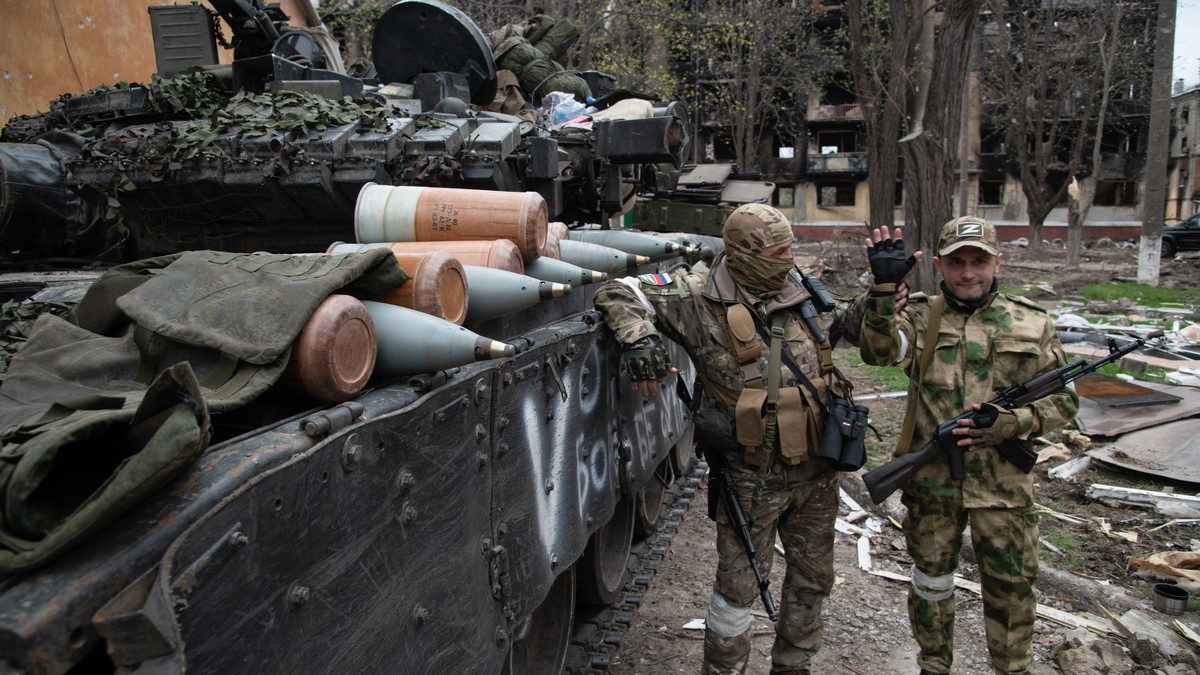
[
  {"x1": 1139, "y1": 0, "x2": 1176, "y2": 285},
  {"x1": 901, "y1": 0, "x2": 980, "y2": 294},
  {"x1": 846, "y1": 0, "x2": 914, "y2": 232}
]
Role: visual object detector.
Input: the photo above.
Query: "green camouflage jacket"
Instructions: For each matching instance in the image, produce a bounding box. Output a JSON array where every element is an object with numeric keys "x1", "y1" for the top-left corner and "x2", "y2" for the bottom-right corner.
[{"x1": 860, "y1": 288, "x2": 1079, "y2": 507}]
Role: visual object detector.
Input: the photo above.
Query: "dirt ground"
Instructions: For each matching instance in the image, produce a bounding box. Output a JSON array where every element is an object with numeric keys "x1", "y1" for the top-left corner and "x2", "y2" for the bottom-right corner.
[{"x1": 608, "y1": 241, "x2": 1200, "y2": 674}]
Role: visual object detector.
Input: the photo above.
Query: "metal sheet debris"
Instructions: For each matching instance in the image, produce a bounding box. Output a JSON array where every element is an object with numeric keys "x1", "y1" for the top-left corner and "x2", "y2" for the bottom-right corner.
[
  {"x1": 1085, "y1": 419, "x2": 1200, "y2": 484},
  {"x1": 1074, "y1": 373, "x2": 1182, "y2": 408},
  {"x1": 1075, "y1": 379, "x2": 1200, "y2": 436}
]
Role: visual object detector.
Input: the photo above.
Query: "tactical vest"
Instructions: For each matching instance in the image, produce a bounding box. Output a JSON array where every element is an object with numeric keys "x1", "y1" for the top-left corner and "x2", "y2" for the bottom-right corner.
[{"x1": 707, "y1": 297, "x2": 838, "y2": 468}]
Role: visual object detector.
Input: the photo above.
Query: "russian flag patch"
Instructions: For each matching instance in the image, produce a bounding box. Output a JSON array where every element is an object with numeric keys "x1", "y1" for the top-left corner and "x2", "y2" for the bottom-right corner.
[{"x1": 639, "y1": 273, "x2": 672, "y2": 286}]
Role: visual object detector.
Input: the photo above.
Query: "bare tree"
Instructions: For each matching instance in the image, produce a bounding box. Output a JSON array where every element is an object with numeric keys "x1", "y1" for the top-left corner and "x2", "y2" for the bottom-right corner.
[
  {"x1": 979, "y1": 0, "x2": 1135, "y2": 251},
  {"x1": 844, "y1": 0, "x2": 922, "y2": 231},
  {"x1": 1066, "y1": 4, "x2": 1123, "y2": 269},
  {"x1": 901, "y1": 0, "x2": 981, "y2": 292},
  {"x1": 672, "y1": 0, "x2": 822, "y2": 170}
]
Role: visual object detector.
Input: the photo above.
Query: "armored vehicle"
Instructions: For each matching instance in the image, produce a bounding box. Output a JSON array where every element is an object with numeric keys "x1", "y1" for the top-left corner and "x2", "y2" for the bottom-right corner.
[{"x1": 0, "y1": 1, "x2": 704, "y2": 673}]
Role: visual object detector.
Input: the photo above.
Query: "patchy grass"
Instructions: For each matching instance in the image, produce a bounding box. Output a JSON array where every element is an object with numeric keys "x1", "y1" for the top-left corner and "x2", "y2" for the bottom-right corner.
[
  {"x1": 1093, "y1": 362, "x2": 1171, "y2": 384},
  {"x1": 841, "y1": 348, "x2": 909, "y2": 392},
  {"x1": 1041, "y1": 528, "x2": 1085, "y2": 573},
  {"x1": 1078, "y1": 281, "x2": 1200, "y2": 307}
]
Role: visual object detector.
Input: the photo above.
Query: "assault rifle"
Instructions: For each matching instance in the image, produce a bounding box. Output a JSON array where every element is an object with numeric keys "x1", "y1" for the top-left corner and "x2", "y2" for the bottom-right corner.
[
  {"x1": 862, "y1": 335, "x2": 1154, "y2": 505},
  {"x1": 676, "y1": 378, "x2": 779, "y2": 622}
]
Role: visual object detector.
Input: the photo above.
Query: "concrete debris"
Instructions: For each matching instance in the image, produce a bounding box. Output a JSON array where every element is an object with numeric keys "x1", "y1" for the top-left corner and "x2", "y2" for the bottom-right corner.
[
  {"x1": 1086, "y1": 484, "x2": 1200, "y2": 518},
  {"x1": 1167, "y1": 366, "x2": 1200, "y2": 388},
  {"x1": 1053, "y1": 635, "x2": 1135, "y2": 674}
]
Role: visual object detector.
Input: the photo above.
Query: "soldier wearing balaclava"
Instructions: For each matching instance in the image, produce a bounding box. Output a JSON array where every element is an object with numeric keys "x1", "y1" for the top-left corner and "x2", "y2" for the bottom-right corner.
[{"x1": 593, "y1": 204, "x2": 869, "y2": 675}]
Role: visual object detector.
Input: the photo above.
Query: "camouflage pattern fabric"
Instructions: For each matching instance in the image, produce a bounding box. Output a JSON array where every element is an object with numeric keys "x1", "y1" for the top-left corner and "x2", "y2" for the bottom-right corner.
[
  {"x1": 705, "y1": 456, "x2": 838, "y2": 673},
  {"x1": 902, "y1": 493, "x2": 1040, "y2": 673},
  {"x1": 723, "y1": 203, "x2": 796, "y2": 299},
  {"x1": 860, "y1": 287, "x2": 1078, "y2": 673},
  {"x1": 594, "y1": 256, "x2": 862, "y2": 672}
]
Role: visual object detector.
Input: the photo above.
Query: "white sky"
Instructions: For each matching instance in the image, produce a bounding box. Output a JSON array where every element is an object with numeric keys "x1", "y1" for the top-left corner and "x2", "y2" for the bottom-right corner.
[{"x1": 1177, "y1": 1, "x2": 1200, "y2": 88}]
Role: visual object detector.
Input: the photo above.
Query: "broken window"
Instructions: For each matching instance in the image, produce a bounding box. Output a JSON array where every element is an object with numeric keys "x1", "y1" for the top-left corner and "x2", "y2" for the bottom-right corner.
[
  {"x1": 816, "y1": 181, "x2": 856, "y2": 207},
  {"x1": 979, "y1": 180, "x2": 1005, "y2": 206},
  {"x1": 1094, "y1": 180, "x2": 1137, "y2": 206},
  {"x1": 817, "y1": 130, "x2": 857, "y2": 154}
]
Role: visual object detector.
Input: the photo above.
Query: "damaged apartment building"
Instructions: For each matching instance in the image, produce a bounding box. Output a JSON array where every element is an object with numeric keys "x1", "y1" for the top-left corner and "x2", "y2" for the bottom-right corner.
[{"x1": 675, "y1": 1, "x2": 1156, "y2": 242}]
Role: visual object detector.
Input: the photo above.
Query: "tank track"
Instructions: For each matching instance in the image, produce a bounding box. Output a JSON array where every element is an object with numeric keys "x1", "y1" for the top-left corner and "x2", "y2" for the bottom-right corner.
[{"x1": 564, "y1": 459, "x2": 707, "y2": 674}]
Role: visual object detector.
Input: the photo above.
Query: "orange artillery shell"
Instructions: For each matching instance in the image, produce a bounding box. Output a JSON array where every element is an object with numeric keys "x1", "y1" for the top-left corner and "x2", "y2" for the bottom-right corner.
[
  {"x1": 329, "y1": 240, "x2": 525, "y2": 275},
  {"x1": 283, "y1": 294, "x2": 377, "y2": 403},
  {"x1": 548, "y1": 221, "x2": 570, "y2": 242},
  {"x1": 370, "y1": 249, "x2": 469, "y2": 326},
  {"x1": 355, "y1": 183, "x2": 547, "y2": 262},
  {"x1": 541, "y1": 232, "x2": 561, "y2": 260}
]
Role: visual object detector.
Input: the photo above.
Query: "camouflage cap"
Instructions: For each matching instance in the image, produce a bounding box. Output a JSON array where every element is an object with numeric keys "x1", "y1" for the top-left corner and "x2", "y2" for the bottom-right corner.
[
  {"x1": 938, "y1": 216, "x2": 999, "y2": 256},
  {"x1": 722, "y1": 203, "x2": 793, "y2": 254}
]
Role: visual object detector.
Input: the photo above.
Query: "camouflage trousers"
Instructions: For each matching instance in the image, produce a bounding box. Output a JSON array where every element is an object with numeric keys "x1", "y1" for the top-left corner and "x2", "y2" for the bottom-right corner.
[
  {"x1": 702, "y1": 455, "x2": 837, "y2": 675},
  {"x1": 901, "y1": 493, "x2": 1040, "y2": 674}
]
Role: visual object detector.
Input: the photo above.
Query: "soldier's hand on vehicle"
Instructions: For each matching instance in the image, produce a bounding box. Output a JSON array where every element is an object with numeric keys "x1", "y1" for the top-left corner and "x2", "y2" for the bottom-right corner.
[
  {"x1": 952, "y1": 402, "x2": 1019, "y2": 447},
  {"x1": 865, "y1": 226, "x2": 922, "y2": 287},
  {"x1": 624, "y1": 335, "x2": 676, "y2": 397}
]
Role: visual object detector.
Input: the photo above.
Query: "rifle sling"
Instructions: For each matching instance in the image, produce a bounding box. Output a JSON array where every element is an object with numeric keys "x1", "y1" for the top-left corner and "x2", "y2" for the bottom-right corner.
[
  {"x1": 896, "y1": 294, "x2": 944, "y2": 455},
  {"x1": 749, "y1": 308, "x2": 828, "y2": 416}
]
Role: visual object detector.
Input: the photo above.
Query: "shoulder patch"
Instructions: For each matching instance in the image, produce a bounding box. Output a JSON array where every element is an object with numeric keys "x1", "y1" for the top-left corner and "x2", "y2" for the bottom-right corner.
[{"x1": 639, "y1": 273, "x2": 673, "y2": 286}]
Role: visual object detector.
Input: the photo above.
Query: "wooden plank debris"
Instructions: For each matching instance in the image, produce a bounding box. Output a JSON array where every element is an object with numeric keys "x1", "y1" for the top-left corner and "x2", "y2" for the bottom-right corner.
[
  {"x1": 1148, "y1": 518, "x2": 1200, "y2": 533},
  {"x1": 1035, "y1": 503, "x2": 1087, "y2": 525},
  {"x1": 1113, "y1": 609, "x2": 1193, "y2": 657},
  {"x1": 857, "y1": 537, "x2": 871, "y2": 572},
  {"x1": 836, "y1": 518, "x2": 870, "y2": 538},
  {"x1": 1048, "y1": 456, "x2": 1092, "y2": 482},
  {"x1": 866, "y1": 570, "x2": 1119, "y2": 636},
  {"x1": 1065, "y1": 343, "x2": 1200, "y2": 371},
  {"x1": 1174, "y1": 619, "x2": 1200, "y2": 649},
  {"x1": 839, "y1": 488, "x2": 865, "y2": 514},
  {"x1": 1093, "y1": 517, "x2": 1138, "y2": 543}
]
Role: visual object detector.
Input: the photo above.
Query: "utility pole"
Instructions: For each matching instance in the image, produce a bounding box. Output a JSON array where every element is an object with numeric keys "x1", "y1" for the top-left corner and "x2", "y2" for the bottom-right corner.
[{"x1": 1139, "y1": 0, "x2": 1176, "y2": 285}]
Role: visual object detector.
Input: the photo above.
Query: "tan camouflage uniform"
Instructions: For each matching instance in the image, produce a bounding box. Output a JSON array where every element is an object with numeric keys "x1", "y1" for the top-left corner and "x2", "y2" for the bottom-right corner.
[
  {"x1": 859, "y1": 218, "x2": 1078, "y2": 674},
  {"x1": 593, "y1": 204, "x2": 862, "y2": 674}
]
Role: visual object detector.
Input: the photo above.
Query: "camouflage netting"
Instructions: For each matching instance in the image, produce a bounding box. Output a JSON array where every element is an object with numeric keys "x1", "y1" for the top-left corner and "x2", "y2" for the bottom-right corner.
[
  {"x1": 489, "y1": 15, "x2": 591, "y2": 104},
  {"x1": 3, "y1": 71, "x2": 408, "y2": 261}
]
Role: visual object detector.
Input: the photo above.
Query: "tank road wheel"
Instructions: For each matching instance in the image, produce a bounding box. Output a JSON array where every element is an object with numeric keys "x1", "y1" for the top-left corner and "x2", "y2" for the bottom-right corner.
[
  {"x1": 576, "y1": 494, "x2": 635, "y2": 605},
  {"x1": 504, "y1": 566, "x2": 576, "y2": 675},
  {"x1": 670, "y1": 421, "x2": 695, "y2": 478},
  {"x1": 634, "y1": 459, "x2": 671, "y2": 538}
]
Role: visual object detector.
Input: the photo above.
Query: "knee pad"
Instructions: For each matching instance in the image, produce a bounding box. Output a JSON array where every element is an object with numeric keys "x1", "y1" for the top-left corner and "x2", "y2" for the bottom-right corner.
[
  {"x1": 912, "y1": 566, "x2": 955, "y2": 602},
  {"x1": 706, "y1": 590, "x2": 753, "y2": 637}
]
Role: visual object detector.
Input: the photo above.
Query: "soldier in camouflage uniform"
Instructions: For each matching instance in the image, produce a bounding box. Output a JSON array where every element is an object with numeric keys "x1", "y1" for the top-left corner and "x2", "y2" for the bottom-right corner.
[
  {"x1": 593, "y1": 204, "x2": 863, "y2": 675},
  {"x1": 858, "y1": 217, "x2": 1079, "y2": 674}
]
